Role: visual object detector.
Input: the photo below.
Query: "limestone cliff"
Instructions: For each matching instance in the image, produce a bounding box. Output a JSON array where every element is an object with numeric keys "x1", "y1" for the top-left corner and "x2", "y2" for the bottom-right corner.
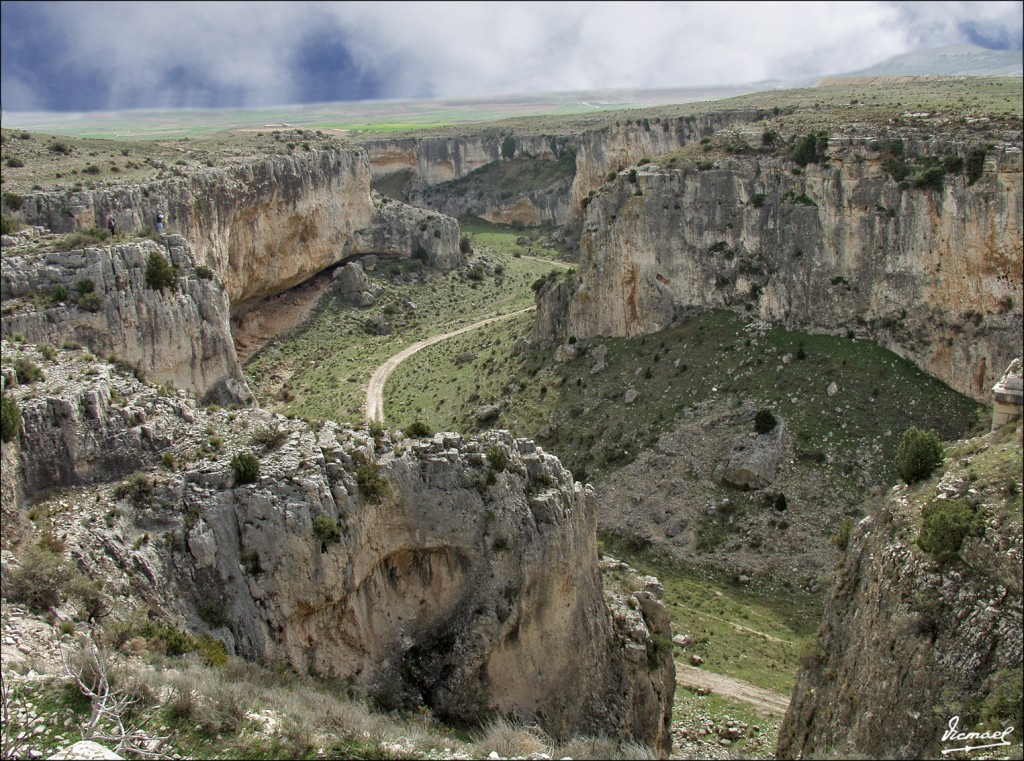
[
  {"x1": 0, "y1": 344, "x2": 675, "y2": 754},
  {"x1": 360, "y1": 113, "x2": 760, "y2": 227},
  {"x1": 777, "y1": 422, "x2": 1023, "y2": 759},
  {"x1": 18, "y1": 149, "x2": 463, "y2": 306},
  {"x1": 534, "y1": 141, "x2": 1023, "y2": 401},
  {"x1": 0, "y1": 236, "x2": 247, "y2": 405}
]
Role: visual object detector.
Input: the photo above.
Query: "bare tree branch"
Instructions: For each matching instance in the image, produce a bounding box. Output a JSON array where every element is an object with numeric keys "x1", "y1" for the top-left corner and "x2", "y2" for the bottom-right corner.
[{"x1": 57, "y1": 628, "x2": 171, "y2": 759}]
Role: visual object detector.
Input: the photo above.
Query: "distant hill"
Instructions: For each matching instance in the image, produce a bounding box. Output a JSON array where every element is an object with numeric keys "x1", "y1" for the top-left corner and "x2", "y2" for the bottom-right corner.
[{"x1": 829, "y1": 44, "x2": 1022, "y2": 78}]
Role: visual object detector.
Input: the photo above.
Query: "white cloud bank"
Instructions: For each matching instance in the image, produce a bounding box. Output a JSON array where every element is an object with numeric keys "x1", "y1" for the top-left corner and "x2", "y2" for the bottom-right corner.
[{"x1": 2, "y1": 0, "x2": 1021, "y2": 112}]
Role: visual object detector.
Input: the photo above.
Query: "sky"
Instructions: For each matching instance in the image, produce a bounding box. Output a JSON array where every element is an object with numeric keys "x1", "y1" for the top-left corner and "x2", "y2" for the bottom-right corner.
[{"x1": 1, "y1": 1, "x2": 1022, "y2": 114}]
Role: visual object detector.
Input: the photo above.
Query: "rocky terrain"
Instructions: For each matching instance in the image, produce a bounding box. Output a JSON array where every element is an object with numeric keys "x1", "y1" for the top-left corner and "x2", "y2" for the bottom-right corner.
[
  {"x1": 1, "y1": 234, "x2": 248, "y2": 405},
  {"x1": 9, "y1": 149, "x2": 463, "y2": 307},
  {"x1": 1, "y1": 76, "x2": 1021, "y2": 760},
  {"x1": 778, "y1": 417, "x2": 1023, "y2": 759},
  {"x1": 532, "y1": 135, "x2": 1023, "y2": 403},
  {"x1": 1, "y1": 340, "x2": 674, "y2": 755}
]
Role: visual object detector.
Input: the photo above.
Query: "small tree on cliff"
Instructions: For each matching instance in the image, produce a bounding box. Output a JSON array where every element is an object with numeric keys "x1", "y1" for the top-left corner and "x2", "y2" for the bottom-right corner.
[
  {"x1": 145, "y1": 250, "x2": 177, "y2": 291},
  {"x1": 1, "y1": 393, "x2": 21, "y2": 443},
  {"x1": 895, "y1": 427, "x2": 944, "y2": 484}
]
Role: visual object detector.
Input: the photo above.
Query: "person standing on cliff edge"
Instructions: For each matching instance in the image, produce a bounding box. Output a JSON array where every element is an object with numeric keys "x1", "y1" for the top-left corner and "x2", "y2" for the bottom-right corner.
[
  {"x1": 107, "y1": 214, "x2": 116, "y2": 236},
  {"x1": 156, "y1": 210, "x2": 165, "y2": 233}
]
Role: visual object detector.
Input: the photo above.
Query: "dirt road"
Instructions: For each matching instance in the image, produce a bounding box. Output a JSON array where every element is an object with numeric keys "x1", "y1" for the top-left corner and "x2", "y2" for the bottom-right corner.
[
  {"x1": 675, "y1": 664, "x2": 791, "y2": 715},
  {"x1": 364, "y1": 307, "x2": 535, "y2": 423}
]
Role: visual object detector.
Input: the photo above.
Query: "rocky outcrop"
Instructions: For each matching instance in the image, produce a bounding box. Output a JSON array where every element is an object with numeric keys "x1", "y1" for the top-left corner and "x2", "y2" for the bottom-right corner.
[
  {"x1": 777, "y1": 423, "x2": 1023, "y2": 759},
  {"x1": 360, "y1": 113, "x2": 761, "y2": 226},
  {"x1": 713, "y1": 420, "x2": 787, "y2": 490},
  {"x1": 18, "y1": 149, "x2": 463, "y2": 306},
  {"x1": 1, "y1": 345, "x2": 675, "y2": 754},
  {"x1": 534, "y1": 141, "x2": 1023, "y2": 401},
  {"x1": 567, "y1": 111, "x2": 762, "y2": 212},
  {"x1": 0, "y1": 236, "x2": 248, "y2": 405}
]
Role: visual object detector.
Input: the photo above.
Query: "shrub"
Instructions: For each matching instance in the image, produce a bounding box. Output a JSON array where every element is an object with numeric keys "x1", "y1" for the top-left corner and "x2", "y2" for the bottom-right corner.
[
  {"x1": 404, "y1": 420, "x2": 433, "y2": 438},
  {"x1": 4, "y1": 545, "x2": 77, "y2": 613},
  {"x1": 312, "y1": 514, "x2": 342, "y2": 545},
  {"x1": 912, "y1": 165, "x2": 945, "y2": 192},
  {"x1": 12, "y1": 357, "x2": 44, "y2": 384},
  {"x1": 0, "y1": 216, "x2": 21, "y2": 235},
  {"x1": 197, "y1": 634, "x2": 228, "y2": 667},
  {"x1": 249, "y1": 423, "x2": 287, "y2": 449},
  {"x1": 48, "y1": 141, "x2": 72, "y2": 155},
  {"x1": 830, "y1": 516, "x2": 854, "y2": 550},
  {"x1": 486, "y1": 445, "x2": 508, "y2": 472},
  {"x1": 3, "y1": 192, "x2": 25, "y2": 211},
  {"x1": 52, "y1": 284, "x2": 69, "y2": 302},
  {"x1": 773, "y1": 492, "x2": 788, "y2": 511},
  {"x1": 918, "y1": 499, "x2": 984, "y2": 561},
  {"x1": 195, "y1": 265, "x2": 215, "y2": 280},
  {"x1": 231, "y1": 452, "x2": 260, "y2": 485},
  {"x1": 500, "y1": 136, "x2": 516, "y2": 160},
  {"x1": 895, "y1": 427, "x2": 944, "y2": 484},
  {"x1": 145, "y1": 250, "x2": 177, "y2": 291},
  {"x1": 754, "y1": 408, "x2": 777, "y2": 434},
  {"x1": 198, "y1": 602, "x2": 230, "y2": 629},
  {"x1": 965, "y1": 146, "x2": 988, "y2": 185},
  {"x1": 112, "y1": 472, "x2": 153, "y2": 505},
  {"x1": 1, "y1": 393, "x2": 21, "y2": 443},
  {"x1": 790, "y1": 133, "x2": 821, "y2": 166},
  {"x1": 459, "y1": 235, "x2": 473, "y2": 255},
  {"x1": 942, "y1": 154, "x2": 964, "y2": 174},
  {"x1": 355, "y1": 456, "x2": 390, "y2": 503},
  {"x1": 749, "y1": 193, "x2": 767, "y2": 208},
  {"x1": 4, "y1": 157, "x2": 25, "y2": 168},
  {"x1": 77, "y1": 292, "x2": 102, "y2": 312},
  {"x1": 76, "y1": 278, "x2": 95, "y2": 294},
  {"x1": 980, "y1": 669, "x2": 1024, "y2": 730}
]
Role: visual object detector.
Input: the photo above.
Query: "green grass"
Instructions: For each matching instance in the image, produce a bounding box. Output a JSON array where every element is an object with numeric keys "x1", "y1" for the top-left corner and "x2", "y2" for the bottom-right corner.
[
  {"x1": 442, "y1": 154, "x2": 577, "y2": 197},
  {"x1": 386, "y1": 308, "x2": 984, "y2": 486},
  {"x1": 602, "y1": 534, "x2": 818, "y2": 695},
  {"x1": 243, "y1": 230, "x2": 561, "y2": 424}
]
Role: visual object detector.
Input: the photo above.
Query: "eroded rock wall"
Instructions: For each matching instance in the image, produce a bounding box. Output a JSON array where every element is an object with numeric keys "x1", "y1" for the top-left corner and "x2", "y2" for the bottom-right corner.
[
  {"x1": 534, "y1": 144, "x2": 1023, "y2": 400},
  {"x1": 0, "y1": 236, "x2": 247, "y2": 404},
  {"x1": 777, "y1": 427, "x2": 1023, "y2": 758},
  {"x1": 361, "y1": 114, "x2": 760, "y2": 226},
  {"x1": 19, "y1": 149, "x2": 463, "y2": 305},
  {"x1": 1, "y1": 347, "x2": 674, "y2": 754}
]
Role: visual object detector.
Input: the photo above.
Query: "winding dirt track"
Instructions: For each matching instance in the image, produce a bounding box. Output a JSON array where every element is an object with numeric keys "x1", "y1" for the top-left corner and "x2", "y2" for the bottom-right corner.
[
  {"x1": 675, "y1": 664, "x2": 792, "y2": 715},
  {"x1": 364, "y1": 307, "x2": 535, "y2": 423}
]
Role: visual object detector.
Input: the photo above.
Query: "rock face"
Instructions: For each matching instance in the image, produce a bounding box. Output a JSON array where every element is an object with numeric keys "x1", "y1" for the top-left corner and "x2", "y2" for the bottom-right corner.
[
  {"x1": 0, "y1": 236, "x2": 248, "y2": 404},
  {"x1": 534, "y1": 142, "x2": 1023, "y2": 401},
  {"x1": 1, "y1": 346, "x2": 675, "y2": 754},
  {"x1": 777, "y1": 425, "x2": 1023, "y2": 759},
  {"x1": 18, "y1": 149, "x2": 463, "y2": 306},
  {"x1": 360, "y1": 113, "x2": 761, "y2": 227},
  {"x1": 713, "y1": 421, "x2": 787, "y2": 490}
]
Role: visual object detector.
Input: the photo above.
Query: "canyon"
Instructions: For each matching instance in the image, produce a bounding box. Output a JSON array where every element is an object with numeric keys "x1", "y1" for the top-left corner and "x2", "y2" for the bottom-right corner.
[{"x1": 1, "y1": 77, "x2": 1022, "y2": 759}]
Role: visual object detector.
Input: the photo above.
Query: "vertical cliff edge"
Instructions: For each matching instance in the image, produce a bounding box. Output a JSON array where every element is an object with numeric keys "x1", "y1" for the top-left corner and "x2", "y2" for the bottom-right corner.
[
  {"x1": 777, "y1": 420, "x2": 1022, "y2": 759},
  {"x1": 533, "y1": 139, "x2": 1023, "y2": 401}
]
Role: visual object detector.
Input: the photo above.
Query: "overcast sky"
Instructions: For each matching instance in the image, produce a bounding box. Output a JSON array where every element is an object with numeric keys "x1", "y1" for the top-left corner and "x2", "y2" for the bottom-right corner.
[{"x1": 1, "y1": 1, "x2": 1021, "y2": 113}]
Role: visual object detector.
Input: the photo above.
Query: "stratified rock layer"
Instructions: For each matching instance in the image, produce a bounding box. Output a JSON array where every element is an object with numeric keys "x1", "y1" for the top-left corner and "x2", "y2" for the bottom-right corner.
[
  {"x1": 1, "y1": 236, "x2": 247, "y2": 404},
  {"x1": 20, "y1": 150, "x2": 463, "y2": 306},
  {"x1": 1, "y1": 346, "x2": 674, "y2": 754},
  {"x1": 534, "y1": 145, "x2": 1023, "y2": 401}
]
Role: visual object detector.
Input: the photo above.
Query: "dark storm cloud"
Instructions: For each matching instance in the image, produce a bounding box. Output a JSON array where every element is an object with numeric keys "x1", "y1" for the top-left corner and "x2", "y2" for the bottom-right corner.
[{"x1": 1, "y1": 1, "x2": 1020, "y2": 113}]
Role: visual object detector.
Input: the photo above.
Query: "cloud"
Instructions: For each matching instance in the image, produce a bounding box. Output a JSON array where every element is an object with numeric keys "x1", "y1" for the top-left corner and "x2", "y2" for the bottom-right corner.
[{"x1": 1, "y1": 0, "x2": 1021, "y2": 113}]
